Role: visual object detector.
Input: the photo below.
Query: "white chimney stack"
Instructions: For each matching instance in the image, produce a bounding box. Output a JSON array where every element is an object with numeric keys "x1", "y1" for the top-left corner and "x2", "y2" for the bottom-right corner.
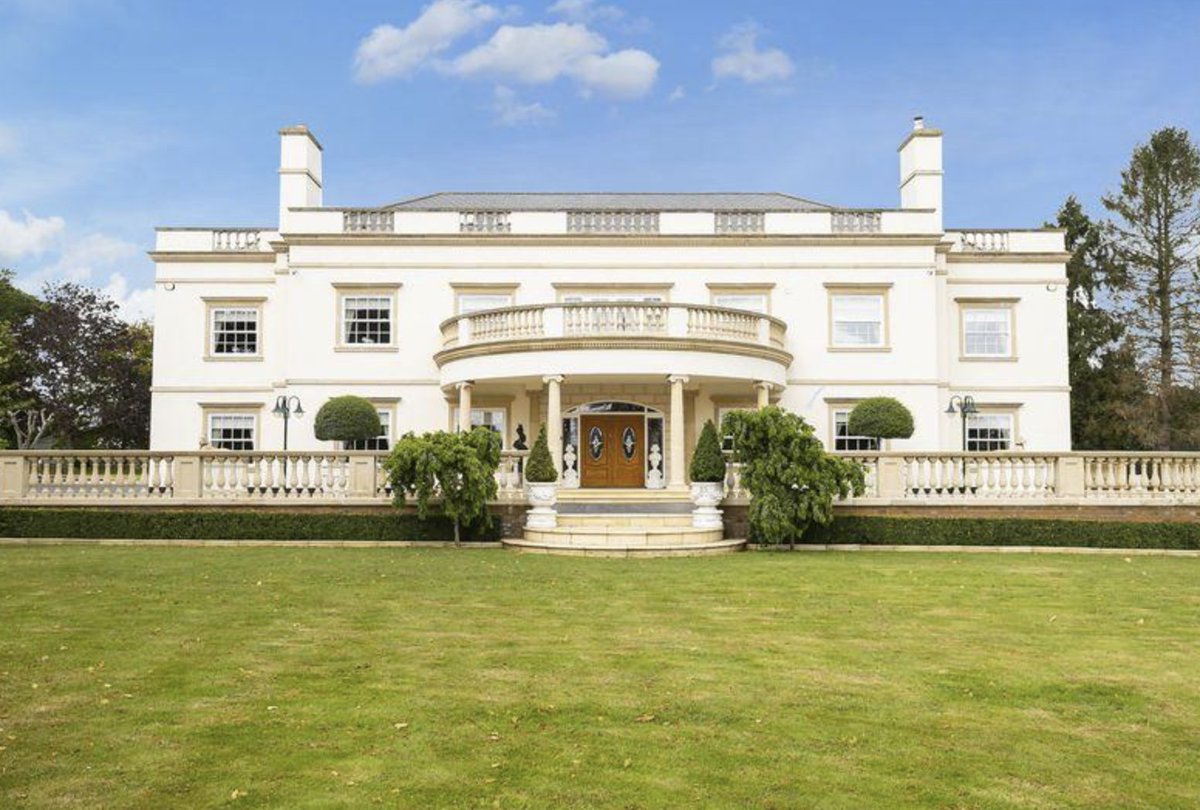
[
  {"x1": 278, "y1": 125, "x2": 323, "y2": 231},
  {"x1": 898, "y1": 116, "x2": 942, "y2": 231}
]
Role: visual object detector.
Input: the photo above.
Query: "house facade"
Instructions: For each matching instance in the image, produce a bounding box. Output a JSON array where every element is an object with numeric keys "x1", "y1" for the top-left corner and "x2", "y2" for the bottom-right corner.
[{"x1": 149, "y1": 118, "x2": 1071, "y2": 491}]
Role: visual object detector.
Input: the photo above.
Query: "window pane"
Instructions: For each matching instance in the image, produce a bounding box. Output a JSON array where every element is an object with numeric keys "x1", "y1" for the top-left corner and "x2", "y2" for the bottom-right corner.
[
  {"x1": 966, "y1": 414, "x2": 1013, "y2": 451},
  {"x1": 343, "y1": 296, "x2": 392, "y2": 345},
  {"x1": 344, "y1": 409, "x2": 390, "y2": 451},
  {"x1": 209, "y1": 414, "x2": 255, "y2": 451},
  {"x1": 834, "y1": 409, "x2": 880, "y2": 452},
  {"x1": 963, "y1": 308, "x2": 1010, "y2": 356},
  {"x1": 211, "y1": 308, "x2": 259, "y2": 355},
  {"x1": 832, "y1": 295, "x2": 883, "y2": 346}
]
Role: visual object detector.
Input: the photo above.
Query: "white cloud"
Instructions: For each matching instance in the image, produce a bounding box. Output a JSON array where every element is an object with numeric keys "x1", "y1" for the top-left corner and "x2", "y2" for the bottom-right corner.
[
  {"x1": 101, "y1": 272, "x2": 154, "y2": 322},
  {"x1": 668, "y1": 85, "x2": 685, "y2": 102},
  {"x1": 353, "y1": 0, "x2": 500, "y2": 83},
  {"x1": 0, "y1": 209, "x2": 65, "y2": 258},
  {"x1": 547, "y1": 0, "x2": 623, "y2": 24},
  {"x1": 449, "y1": 22, "x2": 658, "y2": 98},
  {"x1": 712, "y1": 22, "x2": 795, "y2": 84},
  {"x1": 13, "y1": 228, "x2": 151, "y2": 322},
  {"x1": 491, "y1": 85, "x2": 556, "y2": 126}
]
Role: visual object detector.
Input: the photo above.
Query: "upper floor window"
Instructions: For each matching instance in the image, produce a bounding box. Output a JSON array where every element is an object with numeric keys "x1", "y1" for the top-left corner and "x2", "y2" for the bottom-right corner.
[
  {"x1": 208, "y1": 413, "x2": 256, "y2": 451},
  {"x1": 712, "y1": 293, "x2": 768, "y2": 314},
  {"x1": 344, "y1": 408, "x2": 391, "y2": 451},
  {"x1": 966, "y1": 413, "x2": 1014, "y2": 451},
  {"x1": 342, "y1": 294, "x2": 393, "y2": 345},
  {"x1": 209, "y1": 304, "x2": 261, "y2": 357},
  {"x1": 458, "y1": 293, "x2": 513, "y2": 314},
  {"x1": 962, "y1": 305, "x2": 1014, "y2": 358},
  {"x1": 830, "y1": 293, "x2": 886, "y2": 348},
  {"x1": 833, "y1": 408, "x2": 880, "y2": 452}
]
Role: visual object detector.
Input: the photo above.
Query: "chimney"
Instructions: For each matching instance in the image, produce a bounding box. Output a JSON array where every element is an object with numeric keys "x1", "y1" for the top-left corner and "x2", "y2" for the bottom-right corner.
[
  {"x1": 278, "y1": 125, "x2": 323, "y2": 231},
  {"x1": 898, "y1": 115, "x2": 942, "y2": 231}
]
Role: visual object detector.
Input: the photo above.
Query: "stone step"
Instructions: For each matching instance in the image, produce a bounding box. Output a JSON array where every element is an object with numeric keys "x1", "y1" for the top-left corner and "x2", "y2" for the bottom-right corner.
[
  {"x1": 558, "y1": 488, "x2": 692, "y2": 505},
  {"x1": 556, "y1": 513, "x2": 695, "y2": 528},
  {"x1": 522, "y1": 525, "x2": 724, "y2": 547},
  {"x1": 503, "y1": 537, "x2": 745, "y2": 558}
]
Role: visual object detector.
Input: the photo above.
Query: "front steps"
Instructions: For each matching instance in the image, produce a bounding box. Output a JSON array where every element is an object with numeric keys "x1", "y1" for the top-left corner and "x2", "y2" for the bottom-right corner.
[{"x1": 505, "y1": 491, "x2": 744, "y2": 557}]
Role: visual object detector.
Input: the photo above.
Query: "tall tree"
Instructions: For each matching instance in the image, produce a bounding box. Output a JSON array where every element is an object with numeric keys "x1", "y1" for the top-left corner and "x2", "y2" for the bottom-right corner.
[
  {"x1": 1102, "y1": 128, "x2": 1200, "y2": 449},
  {"x1": 1054, "y1": 197, "x2": 1148, "y2": 450}
]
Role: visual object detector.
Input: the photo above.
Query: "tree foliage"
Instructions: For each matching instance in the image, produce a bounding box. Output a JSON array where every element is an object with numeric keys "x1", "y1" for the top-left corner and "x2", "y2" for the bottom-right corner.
[
  {"x1": 523, "y1": 424, "x2": 558, "y2": 483},
  {"x1": 1102, "y1": 127, "x2": 1200, "y2": 449},
  {"x1": 383, "y1": 427, "x2": 502, "y2": 545},
  {"x1": 846, "y1": 397, "x2": 914, "y2": 442},
  {"x1": 722, "y1": 407, "x2": 864, "y2": 549},
  {"x1": 689, "y1": 419, "x2": 726, "y2": 482},
  {"x1": 313, "y1": 395, "x2": 382, "y2": 442}
]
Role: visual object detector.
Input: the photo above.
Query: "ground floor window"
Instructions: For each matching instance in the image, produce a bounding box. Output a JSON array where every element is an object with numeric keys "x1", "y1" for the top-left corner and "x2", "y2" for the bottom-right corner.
[
  {"x1": 833, "y1": 409, "x2": 880, "y2": 452},
  {"x1": 344, "y1": 409, "x2": 391, "y2": 451},
  {"x1": 452, "y1": 407, "x2": 507, "y2": 447},
  {"x1": 208, "y1": 413, "x2": 256, "y2": 451},
  {"x1": 966, "y1": 413, "x2": 1013, "y2": 451}
]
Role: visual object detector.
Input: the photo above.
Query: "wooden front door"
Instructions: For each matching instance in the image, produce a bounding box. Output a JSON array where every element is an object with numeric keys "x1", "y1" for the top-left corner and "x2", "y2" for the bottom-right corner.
[{"x1": 580, "y1": 415, "x2": 645, "y2": 488}]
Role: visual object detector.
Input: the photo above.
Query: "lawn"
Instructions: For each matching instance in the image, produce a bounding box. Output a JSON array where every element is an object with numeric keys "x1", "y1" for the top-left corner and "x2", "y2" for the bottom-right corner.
[{"x1": 1, "y1": 548, "x2": 1198, "y2": 808}]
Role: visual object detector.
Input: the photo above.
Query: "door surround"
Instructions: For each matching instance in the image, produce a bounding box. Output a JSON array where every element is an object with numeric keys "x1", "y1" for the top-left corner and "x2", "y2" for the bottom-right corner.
[{"x1": 560, "y1": 401, "x2": 666, "y2": 489}]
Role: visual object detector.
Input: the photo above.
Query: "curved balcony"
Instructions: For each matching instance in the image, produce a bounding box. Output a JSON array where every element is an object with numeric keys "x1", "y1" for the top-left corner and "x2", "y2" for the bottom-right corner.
[{"x1": 435, "y1": 302, "x2": 791, "y2": 385}]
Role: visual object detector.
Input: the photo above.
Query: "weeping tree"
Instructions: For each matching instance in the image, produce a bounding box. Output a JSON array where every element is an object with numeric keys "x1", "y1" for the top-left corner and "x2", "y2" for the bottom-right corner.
[
  {"x1": 384, "y1": 426, "x2": 502, "y2": 546},
  {"x1": 722, "y1": 407, "x2": 864, "y2": 549}
]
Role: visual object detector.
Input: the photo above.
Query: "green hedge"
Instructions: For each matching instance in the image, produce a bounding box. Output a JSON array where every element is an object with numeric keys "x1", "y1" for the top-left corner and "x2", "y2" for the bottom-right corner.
[
  {"x1": 793, "y1": 516, "x2": 1200, "y2": 550},
  {"x1": 0, "y1": 509, "x2": 501, "y2": 542}
]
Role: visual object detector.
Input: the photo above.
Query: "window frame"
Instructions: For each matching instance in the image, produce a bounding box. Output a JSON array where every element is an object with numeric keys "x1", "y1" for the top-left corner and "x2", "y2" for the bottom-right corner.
[
  {"x1": 830, "y1": 407, "x2": 882, "y2": 452},
  {"x1": 204, "y1": 298, "x2": 265, "y2": 361},
  {"x1": 964, "y1": 410, "x2": 1017, "y2": 452},
  {"x1": 333, "y1": 283, "x2": 402, "y2": 352},
  {"x1": 958, "y1": 299, "x2": 1018, "y2": 360},
  {"x1": 707, "y1": 283, "x2": 774, "y2": 315},
  {"x1": 450, "y1": 405, "x2": 510, "y2": 448},
  {"x1": 825, "y1": 284, "x2": 891, "y2": 351},
  {"x1": 200, "y1": 405, "x2": 262, "y2": 451},
  {"x1": 451, "y1": 283, "x2": 518, "y2": 315}
]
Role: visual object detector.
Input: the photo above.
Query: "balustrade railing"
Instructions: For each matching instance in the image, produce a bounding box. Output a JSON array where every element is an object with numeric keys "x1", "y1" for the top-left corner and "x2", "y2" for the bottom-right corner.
[
  {"x1": 212, "y1": 229, "x2": 262, "y2": 251},
  {"x1": 831, "y1": 211, "x2": 882, "y2": 234},
  {"x1": 567, "y1": 211, "x2": 659, "y2": 234},
  {"x1": 343, "y1": 210, "x2": 394, "y2": 233},
  {"x1": 1082, "y1": 454, "x2": 1200, "y2": 499},
  {"x1": 715, "y1": 211, "x2": 765, "y2": 234},
  {"x1": 21, "y1": 453, "x2": 176, "y2": 499},
  {"x1": 958, "y1": 230, "x2": 1009, "y2": 252}
]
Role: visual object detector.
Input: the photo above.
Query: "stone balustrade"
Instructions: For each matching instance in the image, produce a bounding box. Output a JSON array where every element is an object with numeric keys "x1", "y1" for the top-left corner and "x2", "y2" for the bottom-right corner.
[
  {"x1": 956, "y1": 230, "x2": 1010, "y2": 252},
  {"x1": 212, "y1": 229, "x2": 262, "y2": 251}
]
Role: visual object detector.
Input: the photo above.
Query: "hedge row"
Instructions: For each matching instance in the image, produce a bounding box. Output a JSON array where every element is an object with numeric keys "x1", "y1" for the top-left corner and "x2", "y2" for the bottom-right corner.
[
  {"x1": 0, "y1": 509, "x2": 501, "y2": 542},
  {"x1": 798, "y1": 515, "x2": 1200, "y2": 550}
]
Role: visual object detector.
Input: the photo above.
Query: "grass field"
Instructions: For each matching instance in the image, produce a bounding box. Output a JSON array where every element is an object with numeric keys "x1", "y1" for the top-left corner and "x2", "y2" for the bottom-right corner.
[{"x1": 1, "y1": 548, "x2": 1198, "y2": 808}]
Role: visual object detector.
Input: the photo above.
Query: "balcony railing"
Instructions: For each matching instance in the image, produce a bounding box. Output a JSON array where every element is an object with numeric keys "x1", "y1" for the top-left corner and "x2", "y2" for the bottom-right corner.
[
  {"x1": 212, "y1": 229, "x2": 262, "y2": 251},
  {"x1": 958, "y1": 230, "x2": 1010, "y2": 252},
  {"x1": 6, "y1": 451, "x2": 1200, "y2": 507},
  {"x1": 567, "y1": 211, "x2": 659, "y2": 234},
  {"x1": 439, "y1": 302, "x2": 787, "y2": 352},
  {"x1": 831, "y1": 211, "x2": 882, "y2": 234},
  {"x1": 343, "y1": 210, "x2": 394, "y2": 233}
]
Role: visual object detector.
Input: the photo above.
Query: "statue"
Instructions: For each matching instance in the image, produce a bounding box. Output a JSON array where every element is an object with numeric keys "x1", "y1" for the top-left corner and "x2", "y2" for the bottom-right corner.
[{"x1": 513, "y1": 424, "x2": 528, "y2": 450}]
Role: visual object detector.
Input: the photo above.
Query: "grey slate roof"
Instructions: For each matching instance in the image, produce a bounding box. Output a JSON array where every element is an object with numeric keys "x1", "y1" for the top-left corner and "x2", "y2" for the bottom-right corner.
[{"x1": 386, "y1": 192, "x2": 831, "y2": 212}]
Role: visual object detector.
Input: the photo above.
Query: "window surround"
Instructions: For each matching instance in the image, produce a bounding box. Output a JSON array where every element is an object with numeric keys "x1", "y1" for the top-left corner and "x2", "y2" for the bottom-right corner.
[
  {"x1": 961, "y1": 403, "x2": 1023, "y2": 451},
  {"x1": 825, "y1": 283, "x2": 892, "y2": 352},
  {"x1": 203, "y1": 297, "x2": 266, "y2": 362},
  {"x1": 957, "y1": 297, "x2": 1018, "y2": 361},
  {"x1": 450, "y1": 283, "x2": 519, "y2": 315},
  {"x1": 333, "y1": 283, "x2": 402, "y2": 352},
  {"x1": 552, "y1": 282, "x2": 673, "y2": 303},
  {"x1": 199, "y1": 403, "x2": 262, "y2": 451},
  {"x1": 824, "y1": 397, "x2": 886, "y2": 451},
  {"x1": 707, "y1": 283, "x2": 775, "y2": 315}
]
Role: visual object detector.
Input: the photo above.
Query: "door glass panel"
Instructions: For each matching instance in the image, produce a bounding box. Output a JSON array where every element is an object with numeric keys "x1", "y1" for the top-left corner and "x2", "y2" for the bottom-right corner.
[
  {"x1": 621, "y1": 426, "x2": 637, "y2": 460},
  {"x1": 588, "y1": 426, "x2": 605, "y2": 460}
]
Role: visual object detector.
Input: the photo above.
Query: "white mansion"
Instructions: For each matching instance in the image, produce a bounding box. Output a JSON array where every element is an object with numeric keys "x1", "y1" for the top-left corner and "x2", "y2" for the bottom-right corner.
[{"x1": 149, "y1": 118, "x2": 1071, "y2": 491}]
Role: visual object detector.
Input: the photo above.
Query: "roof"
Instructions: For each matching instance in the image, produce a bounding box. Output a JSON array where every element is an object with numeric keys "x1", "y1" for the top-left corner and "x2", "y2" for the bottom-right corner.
[{"x1": 386, "y1": 192, "x2": 831, "y2": 212}]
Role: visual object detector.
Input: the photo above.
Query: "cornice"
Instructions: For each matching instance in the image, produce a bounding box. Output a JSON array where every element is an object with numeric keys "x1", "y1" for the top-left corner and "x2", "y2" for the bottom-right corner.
[
  {"x1": 278, "y1": 234, "x2": 947, "y2": 249},
  {"x1": 947, "y1": 252, "x2": 1070, "y2": 264},
  {"x1": 149, "y1": 251, "x2": 276, "y2": 263}
]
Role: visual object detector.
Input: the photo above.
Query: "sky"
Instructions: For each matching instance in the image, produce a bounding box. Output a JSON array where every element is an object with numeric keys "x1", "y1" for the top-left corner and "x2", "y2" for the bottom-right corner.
[{"x1": 1, "y1": 0, "x2": 1199, "y2": 320}]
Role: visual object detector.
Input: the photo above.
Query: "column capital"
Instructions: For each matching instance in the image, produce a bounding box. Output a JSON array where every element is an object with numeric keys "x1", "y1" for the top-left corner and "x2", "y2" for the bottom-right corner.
[
  {"x1": 542, "y1": 375, "x2": 564, "y2": 385},
  {"x1": 667, "y1": 374, "x2": 690, "y2": 385},
  {"x1": 455, "y1": 380, "x2": 474, "y2": 391},
  {"x1": 754, "y1": 380, "x2": 774, "y2": 391}
]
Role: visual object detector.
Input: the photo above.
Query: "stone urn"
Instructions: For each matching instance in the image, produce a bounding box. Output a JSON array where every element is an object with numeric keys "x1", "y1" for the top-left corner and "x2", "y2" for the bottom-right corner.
[
  {"x1": 689, "y1": 481, "x2": 725, "y2": 529},
  {"x1": 525, "y1": 482, "x2": 559, "y2": 529}
]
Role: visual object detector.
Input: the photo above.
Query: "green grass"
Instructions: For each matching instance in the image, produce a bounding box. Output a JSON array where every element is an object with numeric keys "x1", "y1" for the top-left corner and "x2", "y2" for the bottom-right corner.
[{"x1": 1, "y1": 549, "x2": 1198, "y2": 808}]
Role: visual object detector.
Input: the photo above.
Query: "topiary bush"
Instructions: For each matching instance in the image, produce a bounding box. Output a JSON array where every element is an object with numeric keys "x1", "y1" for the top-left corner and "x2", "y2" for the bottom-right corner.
[
  {"x1": 314, "y1": 395, "x2": 382, "y2": 443},
  {"x1": 847, "y1": 397, "x2": 914, "y2": 443},
  {"x1": 689, "y1": 420, "x2": 726, "y2": 483},
  {"x1": 523, "y1": 424, "x2": 558, "y2": 483}
]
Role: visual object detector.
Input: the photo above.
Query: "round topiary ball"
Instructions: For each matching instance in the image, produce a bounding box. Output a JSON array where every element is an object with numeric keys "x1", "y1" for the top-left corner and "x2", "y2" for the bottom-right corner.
[
  {"x1": 846, "y1": 397, "x2": 915, "y2": 441},
  {"x1": 314, "y1": 395, "x2": 383, "y2": 442}
]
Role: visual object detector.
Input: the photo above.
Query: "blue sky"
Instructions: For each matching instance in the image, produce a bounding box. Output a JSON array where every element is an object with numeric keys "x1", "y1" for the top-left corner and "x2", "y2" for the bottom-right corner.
[{"x1": 1, "y1": 0, "x2": 1199, "y2": 319}]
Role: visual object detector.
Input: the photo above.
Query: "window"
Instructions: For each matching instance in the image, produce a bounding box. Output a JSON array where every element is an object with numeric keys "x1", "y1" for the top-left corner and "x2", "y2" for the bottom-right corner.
[
  {"x1": 452, "y1": 407, "x2": 507, "y2": 446},
  {"x1": 963, "y1": 307, "x2": 1012, "y2": 357},
  {"x1": 344, "y1": 409, "x2": 391, "y2": 451},
  {"x1": 208, "y1": 413, "x2": 256, "y2": 451},
  {"x1": 966, "y1": 413, "x2": 1013, "y2": 452},
  {"x1": 831, "y1": 294, "x2": 885, "y2": 347},
  {"x1": 342, "y1": 295, "x2": 393, "y2": 345},
  {"x1": 561, "y1": 293, "x2": 665, "y2": 303},
  {"x1": 833, "y1": 409, "x2": 880, "y2": 452},
  {"x1": 210, "y1": 307, "x2": 260, "y2": 356},
  {"x1": 458, "y1": 293, "x2": 512, "y2": 314},
  {"x1": 712, "y1": 293, "x2": 768, "y2": 314}
]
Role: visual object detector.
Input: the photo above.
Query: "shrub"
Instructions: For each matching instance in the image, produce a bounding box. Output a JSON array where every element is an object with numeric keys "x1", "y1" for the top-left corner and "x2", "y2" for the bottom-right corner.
[
  {"x1": 523, "y1": 424, "x2": 558, "y2": 483},
  {"x1": 847, "y1": 397, "x2": 914, "y2": 442},
  {"x1": 385, "y1": 427, "x2": 502, "y2": 546},
  {"x1": 723, "y1": 407, "x2": 865, "y2": 549},
  {"x1": 689, "y1": 420, "x2": 726, "y2": 483},
  {"x1": 313, "y1": 396, "x2": 382, "y2": 443}
]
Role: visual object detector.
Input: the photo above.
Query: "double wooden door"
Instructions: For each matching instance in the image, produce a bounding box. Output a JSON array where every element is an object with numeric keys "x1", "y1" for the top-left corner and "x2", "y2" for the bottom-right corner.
[{"x1": 579, "y1": 415, "x2": 645, "y2": 488}]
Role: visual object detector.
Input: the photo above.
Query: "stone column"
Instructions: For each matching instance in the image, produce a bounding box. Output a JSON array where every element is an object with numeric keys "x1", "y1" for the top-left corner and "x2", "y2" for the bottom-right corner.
[
  {"x1": 456, "y1": 382, "x2": 473, "y2": 433},
  {"x1": 755, "y1": 381, "x2": 772, "y2": 410},
  {"x1": 668, "y1": 375, "x2": 689, "y2": 488},
  {"x1": 543, "y1": 375, "x2": 564, "y2": 473}
]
